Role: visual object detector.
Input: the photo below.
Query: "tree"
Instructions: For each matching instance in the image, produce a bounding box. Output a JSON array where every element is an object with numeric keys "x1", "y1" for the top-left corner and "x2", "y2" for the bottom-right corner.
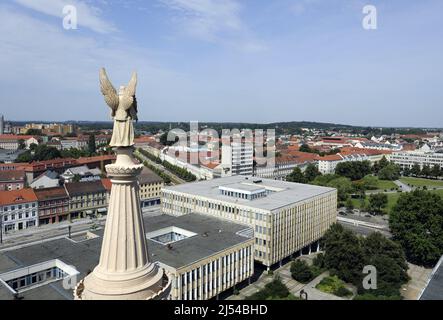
[
  {"x1": 88, "y1": 134, "x2": 96, "y2": 155},
  {"x1": 335, "y1": 161, "x2": 372, "y2": 181},
  {"x1": 360, "y1": 233, "x2": 409, "y2": 297},
  {"x1": 290, "y1": 260, "x2": 314, "y2": 283},
  {"x1": 421, "y1": 164, "x2": 431, "y2": 178},
  {"x1": 299, "y1": 144, "x2": 312, "y2": 153},
  {"x1": 411, "y1": 163, "x2": 421, "y2": 177},
  {"x1": 431, "y1": 165, "x2": 441, "y2": 179},
  {"x1": 287, "y1": 167, "x2": 306, "y2": 183},
  {"x1": 378, "y1": 163, "x2": 401, "y2": 181},
  {"x1": 32, "y1": 145, "x2": 62, "y2": 161},
  {"x1": 18, "y1": 139, "x2": 26, "y2": 150},
  {"x1": 345, "y1": 197, "x2": 354, "y2": 211},
  {"x1": 390, "y1": 190, "x2": 443, "y2": 267},
  {"x1": 304, "y1": 163, "x2": 321, "y2": 182},
  {"x1": 368, "y1": 193, "x2": 388, "y2": 215},
  {"x1": 361, "y1": 175, "x2": 378, "y2": 190},
  {"x1": 25, "y1": 129, "x2": 42, "y2": 136},
  {"x1": 322, "y1": 224, "x2": 365, "y2": 285}
]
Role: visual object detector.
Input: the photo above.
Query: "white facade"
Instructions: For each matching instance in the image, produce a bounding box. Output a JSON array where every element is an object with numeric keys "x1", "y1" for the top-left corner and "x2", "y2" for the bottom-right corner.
[
  {"x1": 390, "y1": 149, "x2": 443, "y2": 170},
  {"x1": 162, "y1": 176, "x2": 337, "y2": 267},
  {"x1": 221, "y1": 142, "x2": 253, "y2": 176},
  {"x1": 1, "y1": 201, "x2": 39, "y2": 233},
  {"x1": 318, "y1": 154, "x2": 370, "y2": 174}
]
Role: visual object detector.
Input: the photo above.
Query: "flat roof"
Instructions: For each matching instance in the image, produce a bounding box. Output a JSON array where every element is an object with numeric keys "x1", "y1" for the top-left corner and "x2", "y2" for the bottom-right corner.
[
  {"x1": 0, "y1": 212, "x2": 252, "y2": 300},
  {"x1": 163, "y1": 175, "x2": 336, "y2": 211},
  {"x1": 420, "y1": 256, "x2": 443, "y2": 300}
]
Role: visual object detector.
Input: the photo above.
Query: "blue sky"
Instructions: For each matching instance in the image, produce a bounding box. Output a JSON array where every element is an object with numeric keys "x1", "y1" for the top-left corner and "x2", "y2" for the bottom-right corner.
[{"x1": 0, "y1": 0, "x2": 442, "y2": 127}]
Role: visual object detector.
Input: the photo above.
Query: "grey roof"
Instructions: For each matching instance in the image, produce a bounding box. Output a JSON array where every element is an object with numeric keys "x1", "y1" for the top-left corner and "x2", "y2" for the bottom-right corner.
[
  {"x1": 145, "y1": 214, "x2": 252, "y2": 269},
  {"x1": 34, "y1": 170, "x2": 59, "y2": 181},
  {"x1": 0, "y1": 212, "x2": 252, "y2": 300},
  {"x1": 138, "y1": 167, "x2": 163, "y2": 185},
  {"x1": 163, "y1": 175, "x2": 336, "y2": 211},
  {"x1": 420, "y1": 256, "x2": 443, "y2": 300},
  {"x1": 64, "y1": 180, "x2": 106, "y2": 196}
]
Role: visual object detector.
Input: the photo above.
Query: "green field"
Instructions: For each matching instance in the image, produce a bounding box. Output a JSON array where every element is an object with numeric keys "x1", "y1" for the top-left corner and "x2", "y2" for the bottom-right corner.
[
  {"x1": 350, "y1": 192, "x2": 401, "y2": 215},
  {"x1": 375, "y1": 179, "x2": 398, "y2": 190},
  {"x1": 399, "y1": 177, "x2": 443, "y2": 188}
]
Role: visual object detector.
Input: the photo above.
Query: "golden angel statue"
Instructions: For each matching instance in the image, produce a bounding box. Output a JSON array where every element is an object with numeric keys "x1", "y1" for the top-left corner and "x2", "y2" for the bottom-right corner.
[{"x1": 99, "y1": 68, "x2": 138, "y2": 147}]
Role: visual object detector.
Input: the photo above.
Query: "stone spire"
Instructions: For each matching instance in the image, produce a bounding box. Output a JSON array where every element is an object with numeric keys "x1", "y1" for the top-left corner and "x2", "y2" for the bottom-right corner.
[{"x1": 74, "y1": 70, "x2": 170, "y2": 300}]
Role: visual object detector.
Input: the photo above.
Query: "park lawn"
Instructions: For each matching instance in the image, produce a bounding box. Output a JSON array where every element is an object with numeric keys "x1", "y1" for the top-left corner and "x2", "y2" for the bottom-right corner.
[
  {"x1": 399, "y1": 177, "x2": 443, "y2": 188},
  {"x1": 350, "y1": 192, "x2": 401, "y2": 215},
  {"x1": 375, "y1": 179, "x2": 398, "y2": 191}
]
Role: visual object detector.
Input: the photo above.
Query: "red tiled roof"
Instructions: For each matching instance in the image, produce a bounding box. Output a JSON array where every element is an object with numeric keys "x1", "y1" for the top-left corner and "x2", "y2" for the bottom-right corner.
[
  {"x1": 0, "y1": 170, "x2": 26, "y2": 182},
  {"x1": 76, "y1": 155, "x2": 116, "y2": 164},
  {"x1": 101, "y1": 178, "x2": 112, "y2": 191},
  {"x1": 0, "y1": 188, "x2": 37, "y2": 205}
]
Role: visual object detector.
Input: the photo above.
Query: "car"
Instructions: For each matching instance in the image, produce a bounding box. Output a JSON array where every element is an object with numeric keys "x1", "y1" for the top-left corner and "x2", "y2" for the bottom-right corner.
[
  {"x1": 365, "y1": 214, "x2": 372, "y2": 218},
  {"x1": 352, "y1": 209, "x2": 360, "y2": 214}
]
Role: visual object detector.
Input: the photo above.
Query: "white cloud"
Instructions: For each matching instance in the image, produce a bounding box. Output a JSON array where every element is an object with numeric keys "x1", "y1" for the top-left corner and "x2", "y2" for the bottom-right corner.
[
  {"x1": 161, "y1": 0, "x2": 241, "y2": 40},
  {"x1": 160, "y1": 0, "x2": 266, "y2": 51},
  {"x1": 0, "y1": 5, "x2": 196, "y2": 121},
  {"x1": 14, "y1": 0, "x2": 116, "y2": 33}
]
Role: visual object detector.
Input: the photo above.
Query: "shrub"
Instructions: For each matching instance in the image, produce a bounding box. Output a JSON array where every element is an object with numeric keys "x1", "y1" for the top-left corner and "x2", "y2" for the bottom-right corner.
[{"x1": 290, "y1": 260, "x2": 314, "y2": 283}]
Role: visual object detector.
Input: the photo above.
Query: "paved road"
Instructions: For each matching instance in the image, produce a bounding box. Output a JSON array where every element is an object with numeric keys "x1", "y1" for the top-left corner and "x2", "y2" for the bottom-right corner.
[
  {"x1": 0, "y1": 205, "x2": 162, "y2": 251},
  {"x1": 394, "y1": 180, "x2": 412, "y2": 192},
  {"x1": 135, "y1": 150, "x2": 185, "y2": 185}
]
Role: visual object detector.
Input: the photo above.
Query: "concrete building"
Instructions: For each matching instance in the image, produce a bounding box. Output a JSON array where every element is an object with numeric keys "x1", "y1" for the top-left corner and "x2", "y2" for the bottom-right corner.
[
  {"x1": 390, "y1": 146, "x2": 443, "y2": 170},
  {"x1": 34, "y1": 187, "x2": 70, "y2": 225},
  {"x1": 0, "y1": 189, "x2": 39, "y2": 233},
  {"x1": 64, "y1": 180, "x2": 108, "y2": 220},
  {"x1": 161, "y1": 176, "x2": 337, "y2": 267},
  {"x1": 0, "y1": 213, "x2": 253, "y2": 300},
  {"x1": 221, "y1": 140, "x2": 254, "y2": 176},
  {"x1": 139, "y1": 167, "x2": 163, "y2": 207},
  {"x1": 0, "y1": 170, "x2": 26, "y2": 191}
]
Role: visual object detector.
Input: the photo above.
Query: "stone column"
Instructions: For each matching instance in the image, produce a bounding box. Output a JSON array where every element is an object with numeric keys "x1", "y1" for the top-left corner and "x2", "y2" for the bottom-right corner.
[{"x1": 75, "y1": 147, "x2": 169, "y2": 300}]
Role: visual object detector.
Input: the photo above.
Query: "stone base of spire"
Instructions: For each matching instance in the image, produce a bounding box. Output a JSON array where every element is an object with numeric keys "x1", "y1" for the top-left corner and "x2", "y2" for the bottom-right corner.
[{"x1": 74, "y1": 147, "x2": 171, "y2": 300}]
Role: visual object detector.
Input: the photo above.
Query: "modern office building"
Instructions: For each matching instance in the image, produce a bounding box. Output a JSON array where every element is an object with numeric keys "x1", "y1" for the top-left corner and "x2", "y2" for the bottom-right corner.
[
  {"x1": 0, "y1": 189, "x2": 39, "y2": 233},
  {"x1": 161, "y1": 176, "x2": 337, "y2": 267},
  {"x1": 221, "y1": 140, "x2": 254, "y2": 176},
  {"x1": 0, "y1": 213, "x2": 253, "y2": 300}
]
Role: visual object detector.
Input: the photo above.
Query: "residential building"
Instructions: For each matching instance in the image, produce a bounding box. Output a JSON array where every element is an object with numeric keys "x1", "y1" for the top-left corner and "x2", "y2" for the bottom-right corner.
[
  {"x1": 316, "y1": 151, "x2": 382, "y2": 174},
  {"x1": 30, "y1": 170, "x2": 60, "y2": 189},
  {"x1": 138, "y1": 167, "x2": 164, "y2": 207},
  {"x1": 0, "y1": 189, "x2": 38, "y2": 233},
  {"x1": 0, "y1": 149, "x2": 27, "y2": 163},
  {"x1": 162, "y1": 176, "x2": 337, "y2": 267},
  {"x1": 64, "y1": 180, "x2": 108, "y2": 220},
  {"x1": 0, "y1": 170, "x2": 26, "y2": 191},
  {"x1": 221, "y1": 140, "x2": 254, "y2": 176},
  {"x1": 0, "y1": 135, "x2": 39, "y2": 150},
  {"x1": 34, "y1": 187, "x2": 70, "y2": 225},
  {"x1": 390, "y1": 145, "x2": 443, "y2": 170}
]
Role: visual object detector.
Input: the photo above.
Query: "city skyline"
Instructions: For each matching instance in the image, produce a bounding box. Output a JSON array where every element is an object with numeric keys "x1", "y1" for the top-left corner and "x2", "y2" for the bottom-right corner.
[{"x1": 1, "y1": 0, "x2": 442, "y2": 127}]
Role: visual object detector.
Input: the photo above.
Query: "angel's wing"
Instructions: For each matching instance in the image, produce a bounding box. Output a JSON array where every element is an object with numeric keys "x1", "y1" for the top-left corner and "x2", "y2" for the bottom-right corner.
[
  {"x1": 99, "y1": 68, "x2": 119, "y2": 115},
  {"x1": 120, "y1": 71, "x2": 138, "y2": 112}
]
